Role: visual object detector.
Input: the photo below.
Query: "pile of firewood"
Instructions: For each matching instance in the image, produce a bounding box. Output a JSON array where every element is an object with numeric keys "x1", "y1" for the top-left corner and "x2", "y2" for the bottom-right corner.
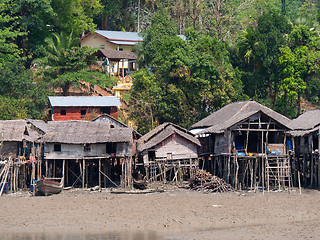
[{"x1": 188, "y1": 169, "x2": 233, "y2": 193}]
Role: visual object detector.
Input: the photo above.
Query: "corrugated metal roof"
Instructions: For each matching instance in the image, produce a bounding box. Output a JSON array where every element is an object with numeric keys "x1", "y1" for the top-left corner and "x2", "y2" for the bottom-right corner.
[
  {"x1": 95, "y1": 30, "x2": 143, "y2": 42},
  {"x1": 48, "y1": 96, "x2": 121, "y2": 107},
  {"x1": 178, "y1": 35, "x2": 186, "y2": 40}
]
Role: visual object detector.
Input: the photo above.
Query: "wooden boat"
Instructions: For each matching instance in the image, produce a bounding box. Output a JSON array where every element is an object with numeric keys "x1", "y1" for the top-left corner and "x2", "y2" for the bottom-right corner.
[
  {"x1": 133, "y1": 179, "x2": 147, "y2": 190},
  {"x1": 36, "y1": 177, "x2": 63, "y2": 196}
]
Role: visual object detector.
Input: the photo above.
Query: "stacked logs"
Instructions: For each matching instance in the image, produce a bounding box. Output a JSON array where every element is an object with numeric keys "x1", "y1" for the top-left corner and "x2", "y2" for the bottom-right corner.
[{"x1": 188, "y1": 169, "x2": 233, "y2": 193}]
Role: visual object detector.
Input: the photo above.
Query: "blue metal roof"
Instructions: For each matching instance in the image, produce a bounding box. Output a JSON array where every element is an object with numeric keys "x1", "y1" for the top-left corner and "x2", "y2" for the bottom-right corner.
[
  {"x1": 95, "y1": 30, "x2": 143, "y2": 42},
  {"x1": 48, "y1": 96, "x2": 121, "y2": 107}
]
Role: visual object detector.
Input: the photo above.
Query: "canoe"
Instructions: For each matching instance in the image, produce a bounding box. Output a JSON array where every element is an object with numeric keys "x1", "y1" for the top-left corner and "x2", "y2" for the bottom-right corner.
[{"x1": 36, "y1": 178, "x2": 63, "y2": 196}]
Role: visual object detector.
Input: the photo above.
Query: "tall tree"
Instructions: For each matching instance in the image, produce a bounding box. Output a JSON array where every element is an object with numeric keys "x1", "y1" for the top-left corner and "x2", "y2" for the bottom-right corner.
[
  {"x1": 51, "y1": 0, "x2": 102, "y2": 36},
  {"x1": 235, "y1": 12, "x2": 292, "y2": 106},
  {"x1": 34, "y1": 32, "x2": 98, "y2": 95},
  {"x1": 203, "y1": 0, "x2": 254, "y2": 42}
]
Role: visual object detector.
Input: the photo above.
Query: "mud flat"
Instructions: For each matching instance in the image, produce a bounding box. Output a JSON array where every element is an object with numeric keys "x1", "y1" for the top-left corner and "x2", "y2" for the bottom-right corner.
[{"x1": 0, "y1": 185, "x2": 319, "y2": 240}]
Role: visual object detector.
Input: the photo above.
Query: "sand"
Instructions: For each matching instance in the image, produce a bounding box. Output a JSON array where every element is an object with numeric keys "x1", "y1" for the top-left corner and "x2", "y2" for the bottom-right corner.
[{"x1": 0, "y1": 185, "x2": 320, "y2": 240}]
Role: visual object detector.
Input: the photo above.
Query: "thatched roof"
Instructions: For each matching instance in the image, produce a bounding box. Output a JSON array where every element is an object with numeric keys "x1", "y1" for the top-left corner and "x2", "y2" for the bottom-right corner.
[
  {"x1": 138, "y1": 122, "x2": 201, "y2": 152},
  {"x1": 288, "y1": 110, "x2": 320, "y2": 136},
  {"x1": 0, "y1": 120, "x2": 44, "y2": 142},
  {"x1": 42, "y1": 121, "x2": 133, "y2": 144},
  {"x1": 92, "y1": 114, "x2": 141, "y2": 139},
  {"x1": 0, "y1": 120, "x2": 27, "y2": 142},
  {"x1": 191, "y1": 101, "x2": 291, "y2": 134}
]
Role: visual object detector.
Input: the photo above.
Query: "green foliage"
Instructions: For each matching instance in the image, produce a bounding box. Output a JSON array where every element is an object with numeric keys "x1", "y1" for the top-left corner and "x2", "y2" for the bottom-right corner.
[
  {"x1": 0, "y1": 60, "x2": 50, "y2": 120},
  {"x1": 51, "y1": 0, "x2": 102, "y2": 36},
  {"x1": 139, "y1": 9, "x2": 177, "y2": 68},
  {"x1": 0, "y1": 97, "x2": 28, "y2": 120},
  {"x1": 235, "y1": 12, "x2": 292, "y2": 105},
  {"x1": 0, "y1": 1, "x2": 25, "y2": 62},
  {"x1": 53, "y1": 70, "x2": 118, "y2": 93},
  {"x1": 34, "y1": 32, "x2": 99, "y2": 95},
  {"x1": 130, "y1": 23, "x2": 243, "y2": 132},
  {"x1": 129, "y1": 69, "x2": 162, "y2": 134}
]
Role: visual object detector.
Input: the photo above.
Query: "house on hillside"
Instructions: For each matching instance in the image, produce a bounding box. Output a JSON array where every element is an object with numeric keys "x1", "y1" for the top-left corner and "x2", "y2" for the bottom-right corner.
[
  {"x1": 95, "y1": 49, "x2": 138, "y2": 77},
  {"x1": 42, "y1": 121, "x2": 135, "y2": 188},
  {"x1": 137, "y1": 123, "x2": 201, "y2": 182},
  {"x1": 288, "y1": 110, "x2": 320, "y2": 187},
  {"x1": 190, "y1": 101, "x2": 293, "y2": 190},
  {"x1": 48, "y1": 96, "x2": 121, "y2": 121},
  {"x1": 81, "y1": 30, "x2": 142, "y2": 52},
  {"x1": 81, "y1": 31, "x2": 142, "y2": 77}
]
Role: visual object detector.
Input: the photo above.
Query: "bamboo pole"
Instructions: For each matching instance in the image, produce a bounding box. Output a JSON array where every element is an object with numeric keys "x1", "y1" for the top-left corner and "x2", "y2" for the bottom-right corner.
[
  {"x1": 99, "y1": 158, "x2": 101, "y2": 190},
  {"x1": 0, "y1": 158, "x2": 11, "y2": 196},
  {"x1": 298, "y1": 170, "x2": 302, "y2": 194},
  {"x1": 82, "y1": 159, "x2": 85, "y2": 189}
]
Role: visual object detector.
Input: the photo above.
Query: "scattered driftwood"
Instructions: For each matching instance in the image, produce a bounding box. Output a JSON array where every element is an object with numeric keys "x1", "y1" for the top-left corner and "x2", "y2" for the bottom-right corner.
[{"x1": 188, "y1": 169, "x2": 233, "y2": 193}]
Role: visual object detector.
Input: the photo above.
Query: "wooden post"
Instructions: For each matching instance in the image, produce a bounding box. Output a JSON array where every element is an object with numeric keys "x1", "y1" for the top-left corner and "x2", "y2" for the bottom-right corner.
[
  {"x1": 303, "y1": 155, "x2": 307, "y2": 186},
  {"x1": 10, "y1": 160, "x2": 13, "y2": 193},
  {"x1": 99, "y1": 158, "x2": 101, "y2": 190},
  {"x1": 235, "y1": 155, "x2": 239, "y2": 190},
  {"x1": 45, "y1": 160, "x2": 48, "y2": 177},
  {"x1": 62, "y1": 159, "x2": 65, "y2": 188},
  {"x1": 311, "y1": 154, "x2": 314, "y2": 187},
  {"x1": 66, "y1": 160, "x2": 69, "y2": 187},
  {"x1": 262, "y1": 156, "x2": 265, "y2": 195},
  {"x1": 298, "y1": 171, "x2": 302, "y2": 194},
  {"x1": 53, "y1": 159, "x2": 56, "y2": 178},
  {"x1": 82, "y1": 159, "x2": 85, "y2": 189},
  {"x1": 32, "y1": 157, "x2": 35, "y2": 196}
]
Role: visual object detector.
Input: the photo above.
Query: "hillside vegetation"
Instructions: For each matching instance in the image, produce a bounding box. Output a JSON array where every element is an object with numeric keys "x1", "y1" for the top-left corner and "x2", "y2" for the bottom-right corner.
[{"x1": 1, "y1": 0, "x2": 320, "y2": 133}]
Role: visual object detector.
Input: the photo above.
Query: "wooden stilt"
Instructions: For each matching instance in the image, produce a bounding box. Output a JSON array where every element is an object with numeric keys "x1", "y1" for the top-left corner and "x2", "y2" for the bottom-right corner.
[
  {"x1": 99, "y1": 158, "x2": 101, "y2": 190},
  {"x1": 82, "y1": 159, "x2": 85, "y2": 189},
  {"x1": 303, "y1": 155, "x2": 307, "y2": 186}
]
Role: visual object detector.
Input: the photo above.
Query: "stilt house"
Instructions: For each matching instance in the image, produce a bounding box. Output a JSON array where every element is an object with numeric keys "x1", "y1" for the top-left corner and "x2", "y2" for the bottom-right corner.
[
  {"x1": 42, "y1": 121, "x2": 135, "y2": 188},
  {"x1": 288, "y1": 110, "x2": 320, "y2": 155},
  {"x1": 0, "y1": 120, "x2": 43, "y2": 159},
  {"x1": 137, "y1": 123, "x2": 201, "y2": 182},
  {"x1": 0, "y1": 120, "x2": 46, "y2": 192},
  {"x1": 190, "y1": 101, "x2": 292, "y2": 190},
  {"x1": 288, "y1": 110, "x2": 320, "y2": 187}
]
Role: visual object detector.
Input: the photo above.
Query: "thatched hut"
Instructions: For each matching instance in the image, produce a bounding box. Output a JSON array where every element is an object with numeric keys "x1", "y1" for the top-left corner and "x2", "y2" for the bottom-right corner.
[
  {"x1": 0, "y1": 120, "x2": 44, "y2": 159},
  {"x1": 42, "y1": 121, "x2": 135, "y2": 188},
  {"x1": 190, "y1": 101, "x2": 292, "y2": 190},
  {"x1": 137, "y1": 123, "x2": 201, "y2": 182},
  {"x1": 288, "y1": 110, "x2": 320, "y2": 187}
]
